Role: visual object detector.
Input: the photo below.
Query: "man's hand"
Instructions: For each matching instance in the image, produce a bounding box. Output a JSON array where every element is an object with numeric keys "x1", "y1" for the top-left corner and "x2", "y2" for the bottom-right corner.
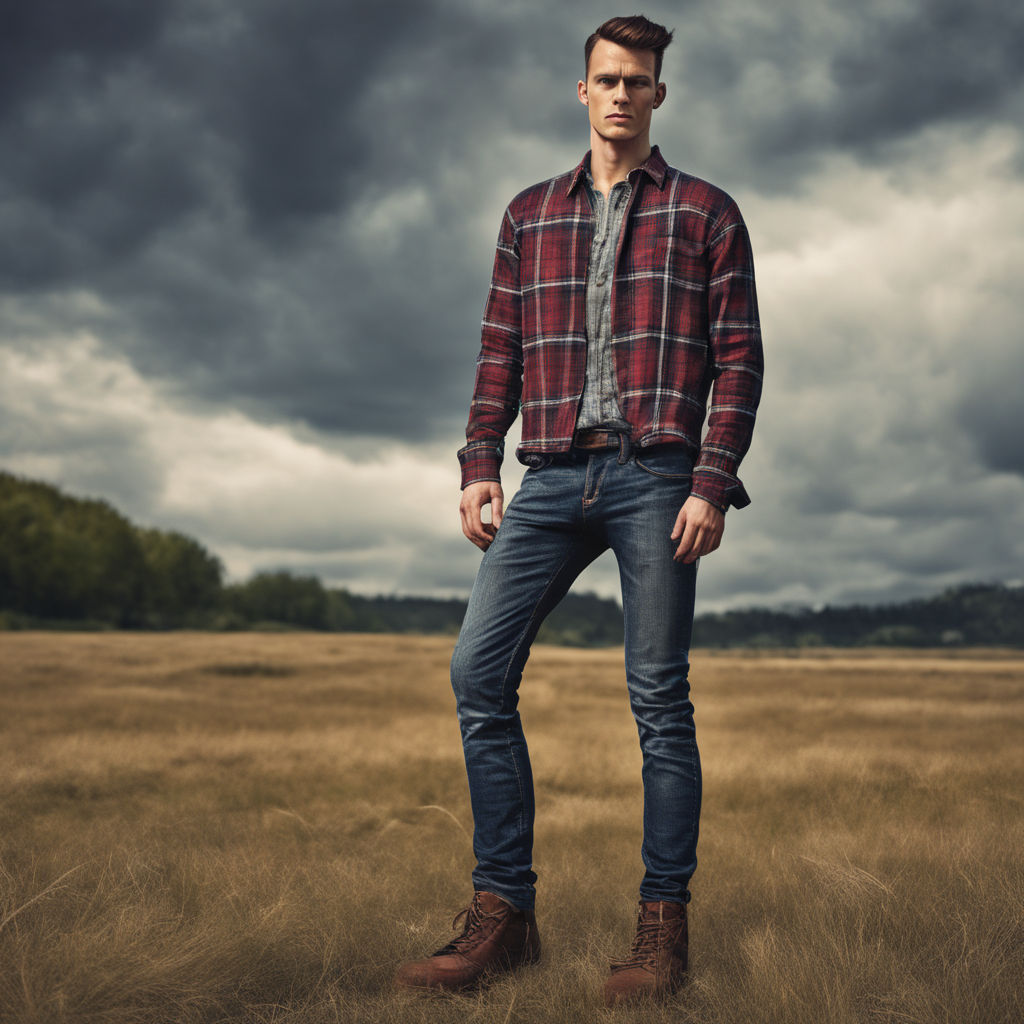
[
  {"x1": 460, "y1": 481, "x2": 504, "y2": 551},
  {"x1": 671, "y1": 495, "x2": 725, "y2": 563}
]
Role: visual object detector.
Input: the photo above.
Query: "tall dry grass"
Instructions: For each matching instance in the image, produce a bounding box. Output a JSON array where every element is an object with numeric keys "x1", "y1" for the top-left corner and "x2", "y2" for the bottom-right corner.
[{"x1": 0, "y1": 632, "x2": 1021, "y2": 1023}]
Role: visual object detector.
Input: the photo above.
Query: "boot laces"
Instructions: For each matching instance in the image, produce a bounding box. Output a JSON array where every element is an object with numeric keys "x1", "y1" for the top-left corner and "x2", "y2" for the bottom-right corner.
[
  {"x1": 609, "y1": 908, "x2": 681, "y2": 973},
  {"x1": 431, "y1": 894, "x2": 508, "y2": 957}
]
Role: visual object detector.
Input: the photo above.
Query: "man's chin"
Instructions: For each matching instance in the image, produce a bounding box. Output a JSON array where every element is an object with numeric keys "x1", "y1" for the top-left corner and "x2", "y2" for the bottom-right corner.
[{"x1": 596, "y1": 126, "x2": 639, "y2": 143}]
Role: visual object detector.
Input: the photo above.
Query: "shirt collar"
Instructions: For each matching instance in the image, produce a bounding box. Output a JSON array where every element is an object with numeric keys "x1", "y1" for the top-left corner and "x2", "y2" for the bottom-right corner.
[{"x1": 566, "y1": 144, "x2": 668, "y2": 196}]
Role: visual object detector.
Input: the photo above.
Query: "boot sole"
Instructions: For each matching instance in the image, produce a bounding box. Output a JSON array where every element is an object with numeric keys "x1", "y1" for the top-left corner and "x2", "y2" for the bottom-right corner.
[{"x1": 395, "y1": 950, "x2": 541, "y2": 995}]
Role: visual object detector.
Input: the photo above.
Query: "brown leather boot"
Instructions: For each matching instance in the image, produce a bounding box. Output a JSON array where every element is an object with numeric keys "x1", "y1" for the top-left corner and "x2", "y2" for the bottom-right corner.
[
  {"x1": 394, "y1": 891, "x2": 541, "y2": 992},
  {"x1": 603, "y1": 899, "x2": 688, "y2": 1007}
]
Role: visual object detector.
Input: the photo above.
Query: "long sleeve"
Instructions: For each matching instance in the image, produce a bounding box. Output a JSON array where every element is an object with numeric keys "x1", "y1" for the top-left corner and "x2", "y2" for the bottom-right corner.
[
  {"x1": 690, "y1": 201, "x2": 764, "y2": 510},
  {"x1": 457, "y1": 207, "x2": 524, "y2": 488}
]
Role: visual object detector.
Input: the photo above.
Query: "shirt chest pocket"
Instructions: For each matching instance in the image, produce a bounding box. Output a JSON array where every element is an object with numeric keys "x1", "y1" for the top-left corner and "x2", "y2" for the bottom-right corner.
[{"x1": 655, "y1": 233, "x2": 707, "y2": 291}]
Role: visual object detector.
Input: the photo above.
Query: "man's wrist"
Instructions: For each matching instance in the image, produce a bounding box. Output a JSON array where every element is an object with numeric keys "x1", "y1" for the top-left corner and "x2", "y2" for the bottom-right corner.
[
  {"x1": 461, "y1": 476, "x2": 501, "y2": 491},
  {"x1": 688, "y1": 493, "x2": 727, "y2": 514}
]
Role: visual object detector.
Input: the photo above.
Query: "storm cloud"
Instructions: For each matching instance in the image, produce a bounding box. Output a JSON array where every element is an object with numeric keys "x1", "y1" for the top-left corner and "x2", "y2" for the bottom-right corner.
[{"x1": 2, "y1": 0, "x2": 1022, "y2": 609}]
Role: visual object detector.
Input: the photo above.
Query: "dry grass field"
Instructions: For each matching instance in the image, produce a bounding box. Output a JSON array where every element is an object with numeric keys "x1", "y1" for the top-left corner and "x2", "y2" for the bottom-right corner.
[{"x1": 0, "y1": 632, "x2": 1021, "y2": 1024}]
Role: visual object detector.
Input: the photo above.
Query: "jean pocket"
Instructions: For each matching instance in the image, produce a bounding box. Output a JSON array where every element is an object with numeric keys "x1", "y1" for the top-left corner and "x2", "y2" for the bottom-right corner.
[{"x1": 633, "y1": 448, "x2": 694, "y2": 480}]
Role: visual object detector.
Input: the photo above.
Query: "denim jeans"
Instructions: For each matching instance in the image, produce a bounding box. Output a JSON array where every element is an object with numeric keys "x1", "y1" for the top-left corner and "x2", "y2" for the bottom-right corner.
[{"x1": 450, "y1": 440, "x2": 701, "y2": 911}]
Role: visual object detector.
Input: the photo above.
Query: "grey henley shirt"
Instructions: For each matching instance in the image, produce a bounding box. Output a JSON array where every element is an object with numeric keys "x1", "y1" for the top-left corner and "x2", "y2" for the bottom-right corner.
[{"x1": 575, "y1": 170, "x2": 632, "y2": 434}]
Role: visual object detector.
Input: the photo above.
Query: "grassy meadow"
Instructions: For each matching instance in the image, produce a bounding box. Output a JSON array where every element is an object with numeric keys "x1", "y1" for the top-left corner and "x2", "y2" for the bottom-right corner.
[{"x1": 0, "y1": 632, "x2": 1022, "y2": 1023}]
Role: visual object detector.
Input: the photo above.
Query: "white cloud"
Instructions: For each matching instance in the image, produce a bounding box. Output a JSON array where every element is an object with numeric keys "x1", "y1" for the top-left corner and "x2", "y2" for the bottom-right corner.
[
  {"x1": 4, "y1": 113, "x2": 1022, "y2": 611},
  {"x1": 2, "y1": 1, "x2": 1022, "y2": 614},
  {"x1": 0, "y1": 333, "x2": 476, "y2": 591}
]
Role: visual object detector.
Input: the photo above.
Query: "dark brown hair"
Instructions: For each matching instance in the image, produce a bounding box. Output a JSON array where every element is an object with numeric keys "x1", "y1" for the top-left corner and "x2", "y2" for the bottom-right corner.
[{"x1": 584, "y1": 15, "x2": 674, "y2": 83}]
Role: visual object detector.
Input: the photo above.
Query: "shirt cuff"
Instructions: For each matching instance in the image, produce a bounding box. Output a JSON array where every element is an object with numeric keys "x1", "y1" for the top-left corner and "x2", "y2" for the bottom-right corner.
[
  {"x1": 690, "y1": 468, "x2": 751, "y2": 511},
  {"x1": 458, "y1": 442, "x2": 503, "y2": 489}
]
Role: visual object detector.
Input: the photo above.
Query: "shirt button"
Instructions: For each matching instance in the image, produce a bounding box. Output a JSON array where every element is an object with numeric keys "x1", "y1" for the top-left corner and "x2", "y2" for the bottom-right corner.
[{"x1": 596, "y1": 274, "x2": 607, "y2": 286}]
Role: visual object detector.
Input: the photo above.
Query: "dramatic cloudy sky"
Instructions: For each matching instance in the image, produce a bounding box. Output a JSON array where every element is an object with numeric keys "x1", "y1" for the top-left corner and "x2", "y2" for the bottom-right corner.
[{"x1": 2, "y1": 0, "x2": 1022, "y2": 611}]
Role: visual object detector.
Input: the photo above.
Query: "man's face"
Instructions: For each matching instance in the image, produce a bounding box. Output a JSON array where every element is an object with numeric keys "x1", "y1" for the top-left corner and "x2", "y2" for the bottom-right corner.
[{"x1": 578, "y1": 38, "x2": 666, "y2": 144}]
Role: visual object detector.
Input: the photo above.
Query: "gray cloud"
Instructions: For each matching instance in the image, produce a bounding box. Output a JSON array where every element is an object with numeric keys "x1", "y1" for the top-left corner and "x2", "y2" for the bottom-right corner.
[
  {"x1": 0, "y1": 1, "x2": 171, "y2": 115},
  {"x1": 957, "y1": 343, "x2": 1024, "y2": 475},
  {"x1": 1, "y1": 0, "x2": 1022, "y2": 608},
  {"x1": 689, "y1": 0, "x2": 1024, "y2": 157},
  {"x1": 4, "y1": 0, "x2": 1017, "y2": 442}
]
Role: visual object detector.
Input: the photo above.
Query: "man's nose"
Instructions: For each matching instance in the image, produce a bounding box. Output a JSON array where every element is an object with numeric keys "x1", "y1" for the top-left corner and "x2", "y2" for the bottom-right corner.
[{"x1": 613, "y1": 79, "x2": 629, "y2": 102}]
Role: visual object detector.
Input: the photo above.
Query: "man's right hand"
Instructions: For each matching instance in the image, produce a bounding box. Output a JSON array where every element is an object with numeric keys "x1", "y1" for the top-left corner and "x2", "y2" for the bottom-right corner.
[{"x1": 460, "y1": 481, "x2": 504, "y2": 551}]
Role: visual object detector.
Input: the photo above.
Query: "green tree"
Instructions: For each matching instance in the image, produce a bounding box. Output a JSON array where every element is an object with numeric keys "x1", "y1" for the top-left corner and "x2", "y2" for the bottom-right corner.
[
  {"x1": 226, "y1": 571, "x2": 329, "y2": 628},
  {"x1": 138, "y1": 528, "x2": 224, "y2": 625},
  {"x1": 0, "y1": 473, "x2": 147, "y2": 623}
]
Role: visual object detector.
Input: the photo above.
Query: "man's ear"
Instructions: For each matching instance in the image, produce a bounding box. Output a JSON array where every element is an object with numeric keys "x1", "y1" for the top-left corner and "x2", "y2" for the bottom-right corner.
[
  {"x1": 577, "y1": 79, "x2": 589, "y2": 106},
  {"x1": 653, "y1": 82, "x2": 667, "y2": 108}
]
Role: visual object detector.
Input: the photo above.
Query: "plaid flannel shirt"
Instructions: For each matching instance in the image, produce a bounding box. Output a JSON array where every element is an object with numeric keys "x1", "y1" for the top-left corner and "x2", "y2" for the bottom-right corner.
[{"x1": 458, "y1": 145, "x2": 763, "y2": 511}]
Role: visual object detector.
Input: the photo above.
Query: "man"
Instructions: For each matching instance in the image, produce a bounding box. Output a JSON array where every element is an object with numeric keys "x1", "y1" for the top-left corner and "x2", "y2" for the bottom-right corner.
[{"x1": 395, "y1": 14, "x2": 763, "y2": 1007}]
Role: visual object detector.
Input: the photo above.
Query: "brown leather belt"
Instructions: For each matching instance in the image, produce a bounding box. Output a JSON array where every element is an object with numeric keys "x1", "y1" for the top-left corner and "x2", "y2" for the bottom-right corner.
[{"x1": 573, "y1": 429, "x2": 623, "y2": 450}]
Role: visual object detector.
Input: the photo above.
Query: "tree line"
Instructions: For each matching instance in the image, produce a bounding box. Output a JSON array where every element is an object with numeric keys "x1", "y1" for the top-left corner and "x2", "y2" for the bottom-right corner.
[
  {"x1": 692, "y1": 584, "x2": 1024, "y2": 648},
  {"x1": 1, "y1": 470, "x2": 1021, "y2": 646},
  {"x1": 0, "y1": 471, "x2": 620, "y2": 642}
]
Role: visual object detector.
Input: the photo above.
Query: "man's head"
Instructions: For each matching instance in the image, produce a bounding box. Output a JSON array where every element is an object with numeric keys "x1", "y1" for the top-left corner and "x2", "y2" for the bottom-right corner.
[
  {"x1": 584, "y1": 15, "x2": 674, "y2": 85},
  {"x1": 578, "y1": 16, "x2": 672, "y2": 148}
]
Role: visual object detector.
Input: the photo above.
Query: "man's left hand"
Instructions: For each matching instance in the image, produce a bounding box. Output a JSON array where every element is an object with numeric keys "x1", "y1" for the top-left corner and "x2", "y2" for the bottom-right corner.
[{"x1": 671, "y1": 495, "x2": 725, "y2": 563}]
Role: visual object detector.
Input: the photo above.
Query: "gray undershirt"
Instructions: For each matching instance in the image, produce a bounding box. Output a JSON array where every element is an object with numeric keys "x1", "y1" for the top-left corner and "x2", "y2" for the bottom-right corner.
[{"x1": 575, "y1": 170, "x2": 631, "y2": 433}]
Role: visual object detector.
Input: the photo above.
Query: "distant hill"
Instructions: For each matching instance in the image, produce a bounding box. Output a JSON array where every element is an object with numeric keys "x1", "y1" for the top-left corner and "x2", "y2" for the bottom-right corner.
[
  {"x1": 691, "y1": 583, "x2": 1024, "y2": 649},
  {"x1": 1, "y1": 470, "x2": 1021, "y2": 646}
]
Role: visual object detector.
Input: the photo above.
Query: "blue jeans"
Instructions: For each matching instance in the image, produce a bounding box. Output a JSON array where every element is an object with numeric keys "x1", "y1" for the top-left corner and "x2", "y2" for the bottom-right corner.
[{"x1": 450, "y1": 441, "x2": 701, "y2": 911}]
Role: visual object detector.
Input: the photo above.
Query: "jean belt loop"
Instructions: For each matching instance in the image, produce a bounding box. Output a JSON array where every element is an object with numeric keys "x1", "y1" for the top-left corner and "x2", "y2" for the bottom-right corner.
[{"x1": 617, "y1": 432, "x2": 633, "y2": 465}]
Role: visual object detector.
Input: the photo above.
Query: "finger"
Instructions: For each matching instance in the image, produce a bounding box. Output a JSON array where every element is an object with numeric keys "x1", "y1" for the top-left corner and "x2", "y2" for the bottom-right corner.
[
  {"x1": 468, "y1": 527, "x2": 493, "y2": 551},
  {"x1": 474, "y1": 508, "x2": 500, "y2": 549},
  {"x1": 670, "y1": 507, "x2": 687, "y2": 541},
  {"x1": 461, "y1": 513, "x2": 484, "y2": 548},
  {"x1": 491, "y1": 490, "x2": 504, "y2": 529},
  {"x1": 681, "y1": 530, "x2": 705, "y2": 563},
  {"x1": 674, "y1": 521, "x2": 701, "y2": 562},
  {"x1": 673, "y1": 527, "x2": 690, "y2": 561},
  {"x1": 461, "y1": 500, "x2": 487, "y2": 547},
  {"x1": 687, "y1": 523, "x2": 722, "y2": 561},
  {"x1": 686, "y1": 518, "x2": 711, "y2": 561}
]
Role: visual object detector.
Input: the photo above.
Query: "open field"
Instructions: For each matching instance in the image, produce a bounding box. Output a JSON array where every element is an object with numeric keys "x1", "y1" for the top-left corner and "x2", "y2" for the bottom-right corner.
[{"x1": 0, "y1": 633, "x2": 1022, "y2": 1023}]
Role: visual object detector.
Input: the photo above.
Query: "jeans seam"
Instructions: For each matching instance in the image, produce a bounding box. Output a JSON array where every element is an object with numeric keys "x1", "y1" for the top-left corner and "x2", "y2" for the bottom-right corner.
[
  {"x1": 634, "y1": 458, "x2": 693, "y2": 481},
  {"x1": 583, "y1": 457, "x2": 611, "y2": 508},
  {"x1": 505, "y1": 729, "x2": 526, "y2": 844},
  {"x1": 637, "y1": 469, "x2": 692, "y2": 481},
  {"x1": 498, "y1": 543, "x2": 585, "y2": 843}
]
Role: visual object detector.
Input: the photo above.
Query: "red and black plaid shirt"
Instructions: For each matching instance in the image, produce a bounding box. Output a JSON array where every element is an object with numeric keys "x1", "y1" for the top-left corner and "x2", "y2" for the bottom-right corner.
[{"x1": 458, "y1": 145, "x2": 764, "y2": 511}]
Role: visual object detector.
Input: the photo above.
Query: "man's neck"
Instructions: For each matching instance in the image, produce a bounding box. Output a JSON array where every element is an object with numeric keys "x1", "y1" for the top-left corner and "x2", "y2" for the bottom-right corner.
[{"x1": 588, "y1": 130, "x2": 652, "y2": 196}]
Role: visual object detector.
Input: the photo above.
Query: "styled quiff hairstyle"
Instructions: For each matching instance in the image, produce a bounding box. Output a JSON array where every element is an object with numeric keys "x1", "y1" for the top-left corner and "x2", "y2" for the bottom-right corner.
[{"x1": 584, "y1": 15, "x2": 674, "y2": 83}]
